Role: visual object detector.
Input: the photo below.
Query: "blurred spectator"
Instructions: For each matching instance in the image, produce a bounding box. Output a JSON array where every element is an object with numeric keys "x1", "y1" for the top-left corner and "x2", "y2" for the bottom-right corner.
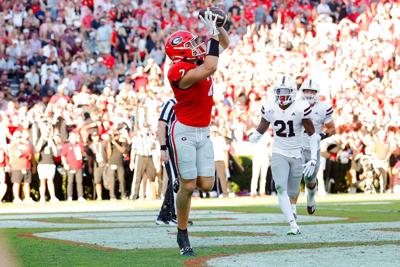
[
  {"x1": 88, "y1": 131, "x2": 108, "y2": 201},
  {"x1": 211, "y1": 126, "x2": 230, "y2": 198},
  {"x1": 61, "y1": 132, "x2": 85, "y2": 202},
  {"x1": 9, "y1": 130, "x2": 33, "y2": 203},
  {"x1": 130, "y1": 128, "x2": 157, "y2": 200},
  {"x1": 107, "y1": 129, "x2": 128, "y2": 200},
  {"x1": 250, "y1": 132, "x2": 271, "y2": 197},
  {"x1": 35, "y1": 120, "x2": 59, "y2": 202}
]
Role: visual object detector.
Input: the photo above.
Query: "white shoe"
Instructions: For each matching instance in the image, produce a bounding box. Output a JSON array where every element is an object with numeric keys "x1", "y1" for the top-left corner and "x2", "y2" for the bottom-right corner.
[
  {"x1": 96, "y1": 197, "x2": 103, "y2": 201},
  {"x1": 23, "y1": 198, "x2": 35, "y2": 204},
  {"x1": 39, "y1": 198, "x2": 46, "y2": 203},
  {"x1": 287, "y1": 224, "x2": 301, "y2": 235},
  {"x1": 50, "y1": 197, "x2": 60, "y2": 203},
  {"x1": 77, "y1": 197, "x2": 86, "y2": 202},
  {"x1": 13, "y1": 198, "x2": 23, "y2": 204},
  {"x1": 67, "y1": 197, "x2": 73, "y2": 202}
]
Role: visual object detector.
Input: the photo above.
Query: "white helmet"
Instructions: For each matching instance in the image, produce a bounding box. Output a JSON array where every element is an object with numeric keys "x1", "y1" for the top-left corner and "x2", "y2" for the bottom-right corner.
[
  {"x1": 300, "y1": 78, "x2": 320, "y2": 105},
  {"x1": 273, "y1": 75, "x2": 297, "y2": 106}
]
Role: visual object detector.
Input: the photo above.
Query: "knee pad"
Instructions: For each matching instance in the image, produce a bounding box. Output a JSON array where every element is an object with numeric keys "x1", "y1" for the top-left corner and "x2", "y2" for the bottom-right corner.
[
  {"x1": 287, "y1": 188, "x2": 299, "y2": 199},
  {"x1": 304, "y1": 175, "x2": 317, "y2": 185}
]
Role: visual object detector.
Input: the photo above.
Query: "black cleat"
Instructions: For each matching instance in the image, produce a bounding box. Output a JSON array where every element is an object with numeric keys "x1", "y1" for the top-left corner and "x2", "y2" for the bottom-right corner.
[
  {"x1": 307, "y1": 205, "x2": 316, "y2": 215},
  {"x1": 177, "y1": 228, "x2": 195, "y2": 256},
  {"x1": 180, "y1": 246, "x2": 196, "y2": 256}
]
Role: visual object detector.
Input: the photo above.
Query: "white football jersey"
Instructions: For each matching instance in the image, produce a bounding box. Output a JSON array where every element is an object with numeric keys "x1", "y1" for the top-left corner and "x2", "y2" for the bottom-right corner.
[
  {"x1": 261, "y1": 100, "x2": 311, "y2": 158},
  {"x1": 302, "y1": 102, "x2": 333, "y2": 150}
]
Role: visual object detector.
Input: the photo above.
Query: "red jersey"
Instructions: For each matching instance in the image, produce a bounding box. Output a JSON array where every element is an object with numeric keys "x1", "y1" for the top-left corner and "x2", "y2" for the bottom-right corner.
[{"x1": 168, "y1": 61, "x2": 213, "y2": 127}]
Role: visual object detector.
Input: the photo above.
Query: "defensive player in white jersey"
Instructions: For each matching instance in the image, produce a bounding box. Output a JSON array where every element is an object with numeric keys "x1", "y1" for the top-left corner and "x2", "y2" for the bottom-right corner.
[
  {"x1": 297, "y1": 78, "x2": 335, "y2": 215},
  {"x1": 250, "y1": 75, "x2": 320, "y2": 235}
]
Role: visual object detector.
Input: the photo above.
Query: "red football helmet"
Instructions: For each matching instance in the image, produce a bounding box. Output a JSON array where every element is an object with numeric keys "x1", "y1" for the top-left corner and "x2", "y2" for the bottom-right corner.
[{"x1": 165, "y1": 30, "x2": 206, "y2": 61}]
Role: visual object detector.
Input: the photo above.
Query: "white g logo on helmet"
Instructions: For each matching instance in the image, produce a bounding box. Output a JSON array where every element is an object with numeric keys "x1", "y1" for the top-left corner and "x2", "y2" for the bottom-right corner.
[
  {"x1": 273, "y1": 75, "x2": 297, "y2": 106},
  {"x1": 300, "y1": 78, "x2": 320, "y2": 105}
]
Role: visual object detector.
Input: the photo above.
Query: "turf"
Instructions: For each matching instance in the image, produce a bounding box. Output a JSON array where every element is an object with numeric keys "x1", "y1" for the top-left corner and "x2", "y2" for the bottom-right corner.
[{"x1": 2, "y1": 199, "x2": 400, "y2": 267}]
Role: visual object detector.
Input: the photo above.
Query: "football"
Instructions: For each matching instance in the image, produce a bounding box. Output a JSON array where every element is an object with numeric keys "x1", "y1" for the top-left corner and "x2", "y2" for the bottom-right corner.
[{"x1": 198, "y1": 7, "x2": 229, "y2": 28}]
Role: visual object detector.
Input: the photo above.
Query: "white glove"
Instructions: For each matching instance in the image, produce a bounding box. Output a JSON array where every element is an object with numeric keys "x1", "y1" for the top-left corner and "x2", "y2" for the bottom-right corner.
[
  {"x1": 303, "y1": 159, "x2": 317, "y2": 178},
  {"x1": 199, "y1": 9, "x2": 219, "y2": 36},
  {"x1": 249, "y1": 131, "x2": 262, "y2": 144}
]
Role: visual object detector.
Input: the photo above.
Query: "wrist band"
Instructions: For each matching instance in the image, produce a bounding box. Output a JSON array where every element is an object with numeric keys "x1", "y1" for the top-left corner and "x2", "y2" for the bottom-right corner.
[
  {"x1": 160, "y1": 145, "x2": 167, "y2": 151},
  {"x1": 319, "y1": 132, "x2": 329, "y2": 140},
  {"x1": 207, "y1": 38, "x2": 219, "y2": 57}
]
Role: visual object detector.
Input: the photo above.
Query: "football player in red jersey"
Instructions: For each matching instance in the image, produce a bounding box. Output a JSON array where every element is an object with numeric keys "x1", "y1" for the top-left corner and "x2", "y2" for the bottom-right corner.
[{"x1": 165, "y1": 10, "x2": 229, "y2": 256}]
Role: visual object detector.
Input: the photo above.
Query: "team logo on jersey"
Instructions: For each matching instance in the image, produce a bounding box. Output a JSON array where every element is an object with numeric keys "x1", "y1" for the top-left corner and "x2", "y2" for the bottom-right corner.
[
  {"x1": 291, "y1": 112, "x2": 296, "y2": 116},
  {"x1": 181, "y1": 137, "x2": 187, "y2": 141},
  {"x1": 171, "y1": 36, "x2": 183, "y2": 46}
]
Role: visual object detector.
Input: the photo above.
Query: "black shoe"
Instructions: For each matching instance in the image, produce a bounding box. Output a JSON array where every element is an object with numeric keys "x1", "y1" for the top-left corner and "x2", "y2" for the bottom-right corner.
[
  {"x1": 155, "y1": 219, "x2": 170, "y2": 226},
  {"x1": 188, "y1": 220, "x2": 194, "y2": 226},
  {"x1": 177, "y1": 229, "x2": 195, "y2": 256},
  {"x1": 307, "y1": 205, "x2": 316, "y2": 215},
  {"x1": 180, "y1": 246, "x2": 195, "y2": 256}
]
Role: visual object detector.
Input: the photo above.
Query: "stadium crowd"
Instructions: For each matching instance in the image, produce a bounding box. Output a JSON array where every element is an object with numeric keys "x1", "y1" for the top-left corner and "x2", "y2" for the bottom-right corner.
[{"x1": 0, "y1": 0, "x2": 400, "y2": 203}]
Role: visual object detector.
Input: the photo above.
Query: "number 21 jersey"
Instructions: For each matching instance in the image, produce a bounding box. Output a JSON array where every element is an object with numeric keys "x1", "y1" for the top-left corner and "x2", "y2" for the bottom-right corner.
[{"x1": 261, "y1": 99, "x2": 311, "y2": 158}]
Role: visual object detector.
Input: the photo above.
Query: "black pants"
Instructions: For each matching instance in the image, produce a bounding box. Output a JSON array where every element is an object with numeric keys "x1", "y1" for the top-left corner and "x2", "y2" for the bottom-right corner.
[
  {"x1": 67, "y1": 169, "x2": 83, "y2": 198},
  {"x1": 157, "y1": 144, "x2": 178, "y2": 221},
  {"x1": 157, "y1": 162, "x2": 176, "y2": 221},
  {"x1": 109, "y1": 165, "x2": 125, "y2": 199}
]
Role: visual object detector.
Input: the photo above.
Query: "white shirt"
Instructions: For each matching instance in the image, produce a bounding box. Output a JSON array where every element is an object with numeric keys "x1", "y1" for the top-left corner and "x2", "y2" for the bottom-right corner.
[
  {"x1": 71, "y1": 61, "x2": 88, "y2": 73},
  {"x1": 25, "y1": 72, "x2": 40, "y2": 86},
  {"x1": 211, "y1": 135, "x2": 228, "y2": 161},
  {"x1": 261, "y1": 100, "x2": 311, "y2": 158},
  {"x1": 302, "y1": 101, "x2": 333, "y2": 150}
]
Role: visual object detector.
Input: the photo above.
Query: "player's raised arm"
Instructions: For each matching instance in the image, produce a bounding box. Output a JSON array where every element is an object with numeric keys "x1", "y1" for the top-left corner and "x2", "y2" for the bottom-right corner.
[
  {"x1": 178, "y1": 11, "x2": 221, "y2": 89},
  {"x1": 218, "y1": 27, "x2": 230, "y2": 50}
]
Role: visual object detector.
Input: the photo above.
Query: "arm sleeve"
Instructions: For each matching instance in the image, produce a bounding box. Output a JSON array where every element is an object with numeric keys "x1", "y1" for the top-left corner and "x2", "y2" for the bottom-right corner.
[
  {"x1": 324, "y1": 105, "x2": 334, "y2": 123},
  {"x1": 303, "y1": 104, "x2": 312, "y2": 120},
  {"x1": 261, "y1": 105, "x2": 270, "y2": 122}
]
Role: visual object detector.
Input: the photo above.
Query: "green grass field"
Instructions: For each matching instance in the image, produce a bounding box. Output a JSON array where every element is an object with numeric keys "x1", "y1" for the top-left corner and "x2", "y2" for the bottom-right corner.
[{"x1": 1, "y1": 198, "x2": 399, "y2": 267}]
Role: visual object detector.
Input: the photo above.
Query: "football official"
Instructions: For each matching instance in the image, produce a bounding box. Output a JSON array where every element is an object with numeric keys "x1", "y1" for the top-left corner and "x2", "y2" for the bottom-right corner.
[{"x1": 155, "y1": 98, "x2": 179, "y2": 225}]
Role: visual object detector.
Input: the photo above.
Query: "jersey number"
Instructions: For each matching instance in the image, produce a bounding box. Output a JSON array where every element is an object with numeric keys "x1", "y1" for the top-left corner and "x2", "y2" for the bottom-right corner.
[{"x1": 274, "y1": 120, "x2": 295, "y2": 137}]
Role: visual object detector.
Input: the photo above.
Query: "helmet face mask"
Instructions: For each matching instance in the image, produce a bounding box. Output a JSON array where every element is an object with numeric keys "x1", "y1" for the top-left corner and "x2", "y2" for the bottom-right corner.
[
  {"x1": 300, "y1": 78, "x2": 320, "y2": 105},
  {"x1": 302, "y1": 89, "x2": 319, "y2": 105},
  {"x1": 274, "y1": 87, "x2": 296, "y2": 105},
  {"x1": 165, "y1": 31, "x2": 206, "y2": 61},
  {"x1": 274, "y1": 75, "x2": 297, "y2": 106}
]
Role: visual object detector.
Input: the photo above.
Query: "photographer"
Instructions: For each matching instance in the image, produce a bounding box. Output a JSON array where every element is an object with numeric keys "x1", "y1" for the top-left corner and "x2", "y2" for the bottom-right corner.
[
  {"x1": 35, "y1": 120, "x2": 59, "y2": 202},
  {"x1": 106, "y1": 129, "x2": 128, "y2": 200},
  {"x1": 88, "y1": 131, "x2": 108, "y2": 200}
]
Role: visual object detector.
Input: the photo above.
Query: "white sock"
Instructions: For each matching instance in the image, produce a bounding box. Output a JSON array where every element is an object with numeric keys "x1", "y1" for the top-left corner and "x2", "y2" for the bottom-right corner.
[
  {"x1": 291, "y1": 204, "x2": 297, "y2": 215},
  {"x1": 278, "y1": 191, "x2": 296, "y2": 224}
]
